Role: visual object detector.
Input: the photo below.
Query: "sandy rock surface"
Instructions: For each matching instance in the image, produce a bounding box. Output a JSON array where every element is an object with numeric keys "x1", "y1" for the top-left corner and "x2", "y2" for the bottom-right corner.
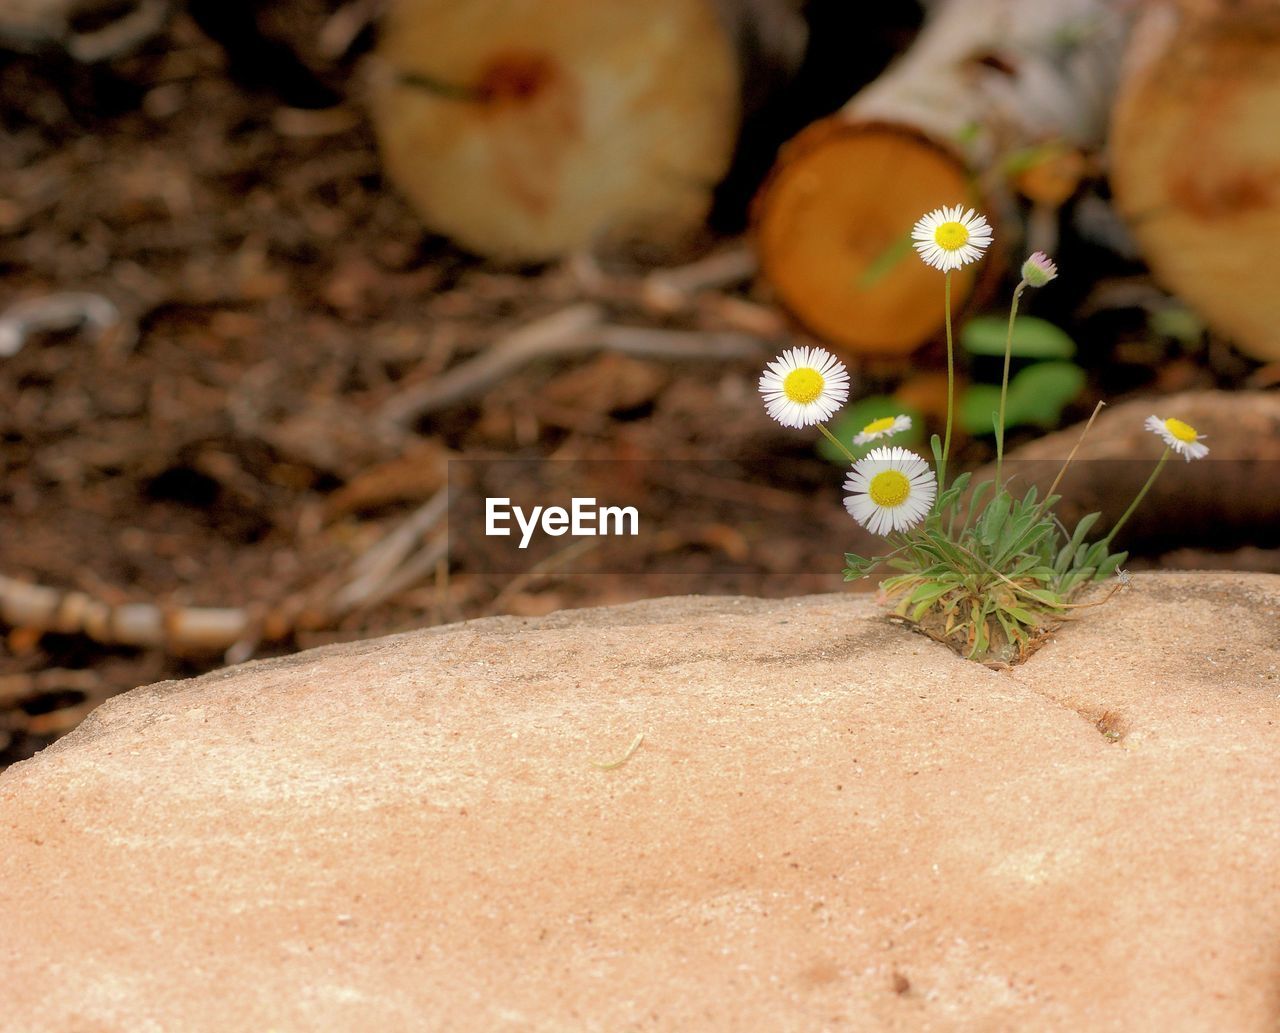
[{"x1": 1, "y1": 571, "x2": 1278, "y2": 1032}]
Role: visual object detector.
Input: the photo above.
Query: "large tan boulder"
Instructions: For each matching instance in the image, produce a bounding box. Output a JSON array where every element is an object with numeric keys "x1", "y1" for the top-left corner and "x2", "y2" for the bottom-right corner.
[{"x1": 1, "y1": 571, "x2": 1278, "y2": 1031}]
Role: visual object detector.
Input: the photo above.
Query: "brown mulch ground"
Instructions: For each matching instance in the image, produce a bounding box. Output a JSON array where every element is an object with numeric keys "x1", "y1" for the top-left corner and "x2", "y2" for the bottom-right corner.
[{"x1": 1, "y1": 11, "x2": 1275, "y2": 767}]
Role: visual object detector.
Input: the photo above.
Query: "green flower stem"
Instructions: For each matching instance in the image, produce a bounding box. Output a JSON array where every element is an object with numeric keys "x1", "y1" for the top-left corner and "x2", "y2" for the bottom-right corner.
[
  {"x1": 817, "y1": 422, "x2": 858, "y2": 464},
  {"x1": 995, "y1": 280, "x2": 1027, "y2": 487},
  {"x1": 1104, "y1": 448, "x2": 1170, "y2": 548},
  {"x1": 941, "y1": 269, "x2": 955, "y2": 490}
]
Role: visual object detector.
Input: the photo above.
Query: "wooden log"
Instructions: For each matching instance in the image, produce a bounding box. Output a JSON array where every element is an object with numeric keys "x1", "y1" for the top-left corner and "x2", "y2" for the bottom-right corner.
[
  {"x1": 752, "y1": 0, "x2": 1132, "y2": 356},
  {"x1": 1110, "y1": 0, "x2": 1280, "y2": 362},
  {"x1": 368, "y1": 0, "x2": 806, "y2": 263}
]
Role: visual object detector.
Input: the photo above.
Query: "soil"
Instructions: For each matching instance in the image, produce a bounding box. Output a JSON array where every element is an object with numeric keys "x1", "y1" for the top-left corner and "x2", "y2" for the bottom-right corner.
[{"x1": 1, "y1": 9, "x2": 1275, "y2": 766}]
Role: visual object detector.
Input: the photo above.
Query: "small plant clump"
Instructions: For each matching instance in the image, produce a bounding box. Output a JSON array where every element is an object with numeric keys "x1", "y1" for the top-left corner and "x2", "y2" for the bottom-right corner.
[{"x1": 760, "y1": 213, "x2": 1210, "y2": 664}]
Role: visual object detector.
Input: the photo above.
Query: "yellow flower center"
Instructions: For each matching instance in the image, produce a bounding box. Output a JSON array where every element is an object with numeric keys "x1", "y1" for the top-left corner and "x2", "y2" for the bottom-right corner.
[
  {"x1": 933, "y1": 221, "x2": 969, "y2": 251},
  {"x1": 1164, "y1": 417, "x2": 1198, "y2": 442},
  {"x1": 868, "y1": 470, "x2": 910, "y2": 508},
  {"x1": 783, "y1": 367, "x2": 824, "y2": 405},
  {"x1": 862, "y1": 416, "x2": 897, "y2": 435}
]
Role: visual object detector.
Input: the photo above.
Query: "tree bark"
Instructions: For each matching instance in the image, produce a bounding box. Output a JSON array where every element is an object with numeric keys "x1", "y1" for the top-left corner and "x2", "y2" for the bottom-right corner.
[
  {"x1": 1110, "y1": 0, "x2": 1280, "y2": 362},
  {"x1": 753, "y1": 0, "x2": 1132, "y2": 356},
  {"x1": 368, "y1": 0, "x2": 805, "y2": 263}
]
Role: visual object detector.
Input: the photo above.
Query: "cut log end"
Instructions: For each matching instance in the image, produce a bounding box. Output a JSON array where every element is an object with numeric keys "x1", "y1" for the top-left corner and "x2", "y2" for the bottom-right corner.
[
  {"x1": 1111, "y1": 4, "x2": 1280, "y2": 362},
  {"x1": 368, "y1": 0, "x2": 743, "y2": 263},
  {"x1": 752, "y1": 0, "x2": 1131, "y2": 357},
  {"x1": 754, "y1": 122, "x2": 987, "y2": 356}
]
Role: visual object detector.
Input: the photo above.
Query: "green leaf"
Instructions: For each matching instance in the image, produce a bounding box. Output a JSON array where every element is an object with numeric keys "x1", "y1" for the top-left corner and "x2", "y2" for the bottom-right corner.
[
  {"x1": 1054, "y1": 512, "x2": 1101, "y2": 575},
  {"x1": 1094, "y1": 550, "x2": 1128, "y2": 581},
  {"x1": 960, "y1": 384, "x2": 1002, "y2": 434},
  {"x1": 961, "y1": 315, "x2": 1077, "y2": 360},
  {"x1": 971, "y1": 603, "x2": 990, "y2": 656},
  {"x1": 994, "y1": 609, "x2": 1022, "y2": 649},
  {"x1": 1008, "y1": 362, "x2": 1086, "y2": 429},
  {"x1": 964, "y1": 362, "x2": 1086, "y2": 434},
  {"x1": 1021, "y1": 587, "x2": 1067, "y2": 607},
  {"x1": 963, "y1": 478, "x2": 995, "y2": 530},
  {"x1": 842, "y1": 552, "x2": 877, "y2": 581},
  {"x1": 857, "y1": 232, "x2": 915, "y2": 290},
  {"x1": 935, "y1": 472, "x2": 973, "y2": 515},
  {"x1": 977, "y1": 490, "x2": 1012, "y2": 544},
  {"x1": 1077, "y1": 540, "x2": 1111, "y2": 572},
  {"x1": 1150, "y1": 306, "x2": 1204, "y2": 346},
  {"x1": 1003, "y1": 605, "x2": 1043, "y2": 625},
  {"x1": 907, "y1": 579, "x2": 957, "y2": 619}
]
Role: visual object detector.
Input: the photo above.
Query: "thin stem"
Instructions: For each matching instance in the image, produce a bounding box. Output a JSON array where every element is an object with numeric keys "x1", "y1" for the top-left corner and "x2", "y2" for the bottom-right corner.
[
  {"x1": 941, "y1": 269, "x2": 955, "y2": 491},
  {"x1": 995, "y1": 281, "x2": 1026, "y2": 486},
  {"x1": 1104, "y1": 448, "x2": 1171, "y2": 548},
  {"x1": 590, "y1": 732, "x2": 645, "y2": 771},
  {"x1": 848, "y1": 540, "x2": 914, "y2": 579},
  {"x1": 817, "y1": 421, "x2": 858, "y2": 464},
  {"x1": 1035, "y1": 400, "x2": 1106, "y2": 520}
]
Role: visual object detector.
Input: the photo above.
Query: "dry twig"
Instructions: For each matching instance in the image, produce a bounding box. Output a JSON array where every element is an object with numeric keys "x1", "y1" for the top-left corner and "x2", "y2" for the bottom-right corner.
[
  {"x1": 0, "y1": 574, "x2": 253, "y2": 652},
  {"x1": 380, "y1": 303, "x2": 769, "y2": 427},
  {"x1": 0, "y1": 292, "x2": 134, "y2": 356},
  {"x1": 330, "y1": 487, "x2": 450, "y2": 615}
]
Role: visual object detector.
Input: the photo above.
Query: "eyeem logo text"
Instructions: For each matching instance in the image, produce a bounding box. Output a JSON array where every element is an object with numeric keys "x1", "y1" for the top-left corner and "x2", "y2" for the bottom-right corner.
[{"x1": 485, "y1": 497, "x2": 640, "y2": 549}]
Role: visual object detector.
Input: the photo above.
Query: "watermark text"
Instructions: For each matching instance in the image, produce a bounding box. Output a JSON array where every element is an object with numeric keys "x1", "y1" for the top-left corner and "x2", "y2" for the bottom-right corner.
[{"x1": 485, "y1": 497, "x2": 639, "y2": 549}]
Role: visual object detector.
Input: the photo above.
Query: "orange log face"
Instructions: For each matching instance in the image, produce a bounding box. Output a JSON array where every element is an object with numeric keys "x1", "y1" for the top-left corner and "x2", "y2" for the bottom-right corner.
[
  {"x1": 754, "y1": 124, "x2": 984, "y2": 356},
  {"x1": 1112, "y1": 10, "x2": 1280, "y2": 361},
  {"x1": 370, "y1": 0, "x2": 740, "y2": 262},
  {"x1": 472, "y1": 50, "x2": 581, "y2": 219}
]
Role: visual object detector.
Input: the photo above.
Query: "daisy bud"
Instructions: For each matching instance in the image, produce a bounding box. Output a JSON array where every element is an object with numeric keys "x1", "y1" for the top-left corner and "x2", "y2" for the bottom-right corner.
[{"x1": 1021, "y1": 252, "x2": 1058, "y2": 288}]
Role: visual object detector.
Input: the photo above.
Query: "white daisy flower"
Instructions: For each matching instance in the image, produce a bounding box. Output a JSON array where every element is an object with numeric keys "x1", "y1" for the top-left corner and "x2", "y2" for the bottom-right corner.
[
  {"x1": 758, "y1": 346, "x2": 849, "y2": 428},
  {"x1": 852, "y1": 413, "x2": 912, "y2": 446},
  {"x1": 1144, "y1": 415, "x2": 1209, "y2": 461},
  {"x1": 911, "y1": 205, "x2": 994, "y2": 271},
  {"x1": 844, "y1": 446, "x2": 937, "y2": 536}
]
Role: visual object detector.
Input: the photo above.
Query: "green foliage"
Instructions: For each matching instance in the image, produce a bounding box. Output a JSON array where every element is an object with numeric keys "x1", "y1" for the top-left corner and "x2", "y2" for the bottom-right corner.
[
  {"x1": 811, "y1": 234, "x2": 1172, "y2": 666},
  {"x1": 959, "y1": 315, "x2": 1083, "y2": 437},
  {"x1": 819, "y1": 396, "x2": 925, "y2": 464},
  {"x1": 843, "y1": 477, "x2": 1128, "y2": 662},
  {"x1": 961, "y1": 315, "x2": 1076, "y2": 360},
  {"x1": 1149, "y1": 306, "x2": 1205, "y2": 347},
  {"x1": 857, "y1": 233, "x2": 915, "y2": 290},
  {"x1": 960, "y1": 361, "x2": 1085, "y2": 433}
]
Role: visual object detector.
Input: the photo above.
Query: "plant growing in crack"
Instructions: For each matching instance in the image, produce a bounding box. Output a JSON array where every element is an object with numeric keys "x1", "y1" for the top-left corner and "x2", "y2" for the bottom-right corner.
[{"x1": 758, "y1": 208, "x2": 1210, "y2": 664}]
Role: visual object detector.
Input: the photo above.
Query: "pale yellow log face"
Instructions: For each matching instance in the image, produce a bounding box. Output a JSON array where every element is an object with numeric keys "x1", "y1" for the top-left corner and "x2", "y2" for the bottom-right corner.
[
  {"x1": 755, "y1": 126, "x2": 983, "y2": 356},
  {"x1": 369, "y1": 0, "x2": 740, "y2": 262},
  {"x1": 1112, "y1": 15, "x2": 1280, "y2": 362}
]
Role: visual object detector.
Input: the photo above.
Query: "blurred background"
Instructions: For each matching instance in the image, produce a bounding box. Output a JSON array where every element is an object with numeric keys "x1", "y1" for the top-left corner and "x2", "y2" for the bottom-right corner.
[{"x1": 2, "y1": 0, "x2": 1278, "y2": 763}]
